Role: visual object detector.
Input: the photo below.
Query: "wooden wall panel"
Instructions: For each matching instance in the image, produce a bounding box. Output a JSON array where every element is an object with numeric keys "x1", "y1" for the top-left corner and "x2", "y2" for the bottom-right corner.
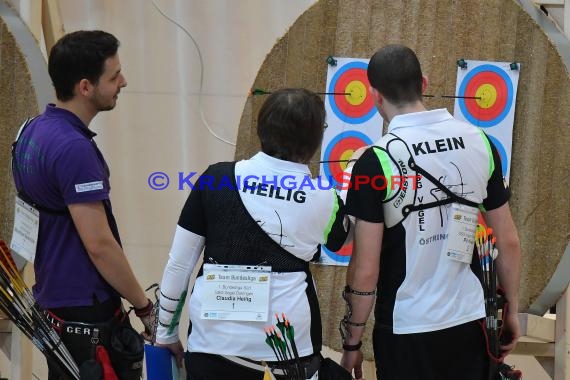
[
  {"x1": 0, "y1": 19, "x2": 39, "y2": 247},
  {"x1": 236, "y1": 0, "x2": 570, "y2": 358}
]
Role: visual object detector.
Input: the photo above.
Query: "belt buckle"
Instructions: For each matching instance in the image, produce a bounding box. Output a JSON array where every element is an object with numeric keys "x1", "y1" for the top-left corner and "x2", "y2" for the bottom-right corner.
[{"x1": 91, "y1": 327, "x2": 100, "y2": 345}]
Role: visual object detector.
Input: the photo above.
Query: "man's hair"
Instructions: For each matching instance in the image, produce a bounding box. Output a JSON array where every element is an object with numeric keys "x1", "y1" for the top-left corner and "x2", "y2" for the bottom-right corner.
[
  {"x1": 367, "y1": 44, "x2": 423, "y2": 104},
  {"x1": 48, "y1": 30, "x2": 120, "y2": 101},
  {"x1": 257, "y1": 88, "x2": 325, "y2": 163}
]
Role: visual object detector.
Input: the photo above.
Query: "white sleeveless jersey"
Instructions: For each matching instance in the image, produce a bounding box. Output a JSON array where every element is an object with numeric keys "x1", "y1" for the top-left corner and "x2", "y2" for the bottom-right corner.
[
  {"x1": 157, "y1": 152, "x2": 349, "y2": 359},
  {"x1": 346, "y1": 109, "x2": 508, "y2": 334}
]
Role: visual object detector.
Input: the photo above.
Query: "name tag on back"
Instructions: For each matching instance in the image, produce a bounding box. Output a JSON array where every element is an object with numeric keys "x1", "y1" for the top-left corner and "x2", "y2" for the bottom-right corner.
[
  {"x1": 201, "y1": 264, "x2": 271, "y2": 322},
  {"x1": 443, "y1": 204, "x2": 478, "y2": 264}
]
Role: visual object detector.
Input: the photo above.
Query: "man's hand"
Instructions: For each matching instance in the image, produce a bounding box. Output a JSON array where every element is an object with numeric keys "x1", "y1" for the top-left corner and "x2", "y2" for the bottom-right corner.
[
  {"x1": 340, "y1": 349, "x2": 363, "y2": 379},
  {"x1": 500, "y1": 309, "x2": 520, "y2": 357},
  {"x1": 157, "y1": 340, "x2": 185, "y2": 368},
  {"x1": 134, "y1": 298, "x2": 156, "y2": 342}
]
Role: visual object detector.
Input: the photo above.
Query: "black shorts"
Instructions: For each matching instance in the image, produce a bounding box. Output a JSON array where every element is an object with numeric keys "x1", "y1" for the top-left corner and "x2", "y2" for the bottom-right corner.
[{"x1": 373, "y1": 320, "x2": 488, "y2": 380}]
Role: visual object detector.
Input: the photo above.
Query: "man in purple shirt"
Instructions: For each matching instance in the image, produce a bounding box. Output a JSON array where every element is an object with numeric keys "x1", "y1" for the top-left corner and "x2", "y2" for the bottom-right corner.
[{"x1": 12, "y1": 30, "x2": 153, "y2": 379}]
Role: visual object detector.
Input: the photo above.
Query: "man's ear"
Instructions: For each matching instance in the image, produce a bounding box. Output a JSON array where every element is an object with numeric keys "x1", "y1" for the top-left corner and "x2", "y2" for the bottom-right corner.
[
  {"x1": 77, "y1": 79, "x2": 93, "y2": 97},
  {"x1": 369, "y1": 86, "x2": 382, "y2": 106},
  {"x1": 421, "y1": 75, "x2": 429, "y2": 94}
]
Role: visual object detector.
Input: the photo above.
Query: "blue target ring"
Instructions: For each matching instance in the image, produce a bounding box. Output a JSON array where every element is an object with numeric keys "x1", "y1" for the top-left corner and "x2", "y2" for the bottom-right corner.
[
  {"x1": 328, "y1": 61, "x2": 377, "y2": 124},
  {"x1": 458, "y1": 64, "x2": 513, "y2": 128},
  {"x1": 487, "y1": 135, "x2": 508, "y2": 177},
  {"x1": 321, "y1": 245, "x2": 352, "y2": 263}
]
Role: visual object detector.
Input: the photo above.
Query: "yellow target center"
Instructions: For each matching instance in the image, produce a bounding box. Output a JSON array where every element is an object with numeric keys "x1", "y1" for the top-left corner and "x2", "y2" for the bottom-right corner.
[
  {"x1": 345, "y1": 81, "x2": 367, "y2": 106},
  {"x1": 340, "y1": 150, "x2": 355, "y2": 170},
  {"x1": 475, "y1": 84, "x2": 497, "y2": 109}
]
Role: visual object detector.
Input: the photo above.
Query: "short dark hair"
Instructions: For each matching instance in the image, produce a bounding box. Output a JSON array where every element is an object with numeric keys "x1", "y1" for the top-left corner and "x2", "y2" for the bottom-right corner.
[
  {"x1": 48, "y1": 30, "x2": 120, "y2": 101},
  {"x1": 257, "y1": 88, "x2": 325, "y2": 163},
  {"x1": 367, "y1": 44, "x2": 423, "y2": 104}
]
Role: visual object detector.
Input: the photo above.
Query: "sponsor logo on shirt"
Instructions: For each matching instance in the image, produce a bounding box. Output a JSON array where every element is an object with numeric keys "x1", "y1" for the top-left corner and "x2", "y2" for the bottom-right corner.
[{"x1": 75, "y1": 181, "x2": 103, "y2": 193}]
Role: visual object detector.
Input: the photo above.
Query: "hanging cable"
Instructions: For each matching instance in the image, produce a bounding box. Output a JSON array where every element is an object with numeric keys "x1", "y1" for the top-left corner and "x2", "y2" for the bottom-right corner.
[{"x1": 151, "y1": 0, "x2": 236, "y2": 146}]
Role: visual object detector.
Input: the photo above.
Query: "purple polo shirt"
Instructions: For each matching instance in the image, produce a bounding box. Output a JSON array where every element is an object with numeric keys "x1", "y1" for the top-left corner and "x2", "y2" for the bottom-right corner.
[{"x1": 12, "y1": 104, "x2": 120, "y2": 308}]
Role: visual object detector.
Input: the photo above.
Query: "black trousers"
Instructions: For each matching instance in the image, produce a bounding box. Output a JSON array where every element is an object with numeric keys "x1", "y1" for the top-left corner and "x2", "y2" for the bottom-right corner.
[
  {"x1": 46, "y1": 296, "x2": 134, "y2": 380},
  {"x1": 184, "y1": 352, "x2": 317, "y2": 380},
  {"x1": 185, "y1": 352, "x2": 266, "y2": 380},
  {"x1": 373, "y1": 320, "x2": 488, "y2": 380}
]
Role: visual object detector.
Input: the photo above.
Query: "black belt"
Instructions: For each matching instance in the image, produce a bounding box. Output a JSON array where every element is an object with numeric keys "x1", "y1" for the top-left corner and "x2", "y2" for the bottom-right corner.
[
  {"x1": 222, "y1": 354, "x2": 320, "y2": 378},
  {"x1": 44, "y1": 307, "x2": 125, "y2": 345}
]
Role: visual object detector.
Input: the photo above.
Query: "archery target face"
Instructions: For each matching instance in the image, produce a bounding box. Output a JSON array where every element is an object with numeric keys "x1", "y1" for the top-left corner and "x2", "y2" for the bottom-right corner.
[
  {"x1": 454, "y1": 60, "x2": 519, "y2": 183},
  {"x1": 322, "y1": 242, "x2": 353, "y2": 263},
  {"x1": 457, "y1": 64, "x2": 514, "y2": 128},
  {"x1": 322, "y1": 130, "x2": 373, "y2": 186},
  {"x1": 328, "y1": 61, "x2": 377, "y2": 124}
]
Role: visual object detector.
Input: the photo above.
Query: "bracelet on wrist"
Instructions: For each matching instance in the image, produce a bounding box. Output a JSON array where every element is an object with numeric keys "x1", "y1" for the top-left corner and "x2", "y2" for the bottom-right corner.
[
  {"x1": 344, "y1": 285, "x2": 376, "y2": 296},
  {"x1": 134, "y1": 298, "x2": 153, "y2": 317},
  {"x1": 344, "y1": 320, "x2": 366, "y2": 327},
  {"x1": 342, "y1": 341, "x2": 362, "y2": 351}
]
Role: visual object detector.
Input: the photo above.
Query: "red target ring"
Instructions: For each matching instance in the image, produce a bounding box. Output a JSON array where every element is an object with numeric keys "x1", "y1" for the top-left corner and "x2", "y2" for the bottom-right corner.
[
  {"x1": 322, "y1": 241, "x2": 353, "y2": 263},
  {"x1": 322, "y1": 131, "x2": 373, "y2": 184},
  {"x1": 463, "y1": 71, "x2": 507, "y2": 121}
]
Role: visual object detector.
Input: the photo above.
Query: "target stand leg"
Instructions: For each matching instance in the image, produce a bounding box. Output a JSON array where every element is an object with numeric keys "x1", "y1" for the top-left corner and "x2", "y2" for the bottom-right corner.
[{"x1": 554, "y1": 284, "x2": 569, "y2": 380}]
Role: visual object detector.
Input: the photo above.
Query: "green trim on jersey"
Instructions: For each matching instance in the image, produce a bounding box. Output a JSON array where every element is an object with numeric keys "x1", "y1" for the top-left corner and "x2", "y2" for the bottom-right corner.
[
  {"x1": 373, "y1": 147, "x2": 393, "y2": 201},
  {"x1": 478, "y1": 130, "x2": 495, "y2": 178},
  {"x1": 323, "y1": 191, "x2": 340, "y2": 242}
]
